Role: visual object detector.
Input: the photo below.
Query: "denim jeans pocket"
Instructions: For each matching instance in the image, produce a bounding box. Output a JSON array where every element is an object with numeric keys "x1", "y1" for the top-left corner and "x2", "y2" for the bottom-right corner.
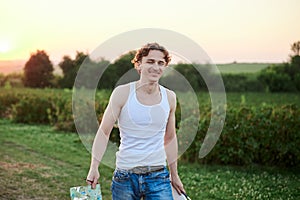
[{"x1": 113, "y1": 170, "x2": 130, "y2": 182}]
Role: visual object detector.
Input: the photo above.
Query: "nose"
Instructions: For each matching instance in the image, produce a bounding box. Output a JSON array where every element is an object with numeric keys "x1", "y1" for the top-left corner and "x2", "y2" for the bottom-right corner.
[
  {"x1": 153, "y1": 63, "x2": 159, "y2": 68},
  {"x1": 152, "y1": 63, "x2": 161, "y2": 71}
]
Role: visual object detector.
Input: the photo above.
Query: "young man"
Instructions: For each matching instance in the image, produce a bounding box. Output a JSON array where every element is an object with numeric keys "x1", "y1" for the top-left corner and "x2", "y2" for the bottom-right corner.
[{"x1": 86, "y1": 43, "x2": 185, "y2": 199}]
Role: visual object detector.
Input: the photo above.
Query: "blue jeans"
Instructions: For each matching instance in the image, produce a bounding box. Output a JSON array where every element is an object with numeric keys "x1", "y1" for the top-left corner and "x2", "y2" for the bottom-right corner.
[{"x1": 111, "y1": 167, "x2": 174, "y2": 200}]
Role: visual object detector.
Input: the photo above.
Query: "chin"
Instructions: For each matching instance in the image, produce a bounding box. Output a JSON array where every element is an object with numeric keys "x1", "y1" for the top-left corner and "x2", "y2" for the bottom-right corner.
[{"x1": 148, "y1": 77, "x2": 160, "y2": 83}]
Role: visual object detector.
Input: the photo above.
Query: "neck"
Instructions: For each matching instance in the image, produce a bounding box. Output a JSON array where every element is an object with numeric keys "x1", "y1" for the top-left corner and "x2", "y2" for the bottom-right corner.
[{"x1": 136, "y1": 80, "x2": 159, "y2": 94}]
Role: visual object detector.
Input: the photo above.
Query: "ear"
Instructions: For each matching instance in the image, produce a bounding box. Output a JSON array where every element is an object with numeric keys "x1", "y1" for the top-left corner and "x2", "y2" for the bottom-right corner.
[
  {"x1": 137, "y1": 60, "x2": 142, "y2": 66},
  {"x1": 136, "y1": 62, "x2": 142, "y2": 74},
  {"x1": 137, "y1": 61, "x2": 142, "y2": 69}
]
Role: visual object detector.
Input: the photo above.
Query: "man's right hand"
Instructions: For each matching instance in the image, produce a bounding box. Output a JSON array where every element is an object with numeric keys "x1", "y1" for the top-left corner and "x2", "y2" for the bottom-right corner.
[{"x1": 86, "y1": 167, "x2": 100, "y2": 189}]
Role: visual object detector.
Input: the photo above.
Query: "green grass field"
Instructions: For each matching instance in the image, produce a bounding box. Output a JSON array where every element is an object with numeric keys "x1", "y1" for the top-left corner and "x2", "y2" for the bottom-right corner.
[
  {"x1": 217, "y1": 63, "x2": 274, "y2": 74},
  {"x1": 0, "y1": 119, "x2": 299, "y2": 200}
]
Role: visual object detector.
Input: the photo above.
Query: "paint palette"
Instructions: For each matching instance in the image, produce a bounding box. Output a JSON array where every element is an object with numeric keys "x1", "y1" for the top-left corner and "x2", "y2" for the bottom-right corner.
[{"x1": 70, "y1": 184, "x2": 102, "y2": 200}]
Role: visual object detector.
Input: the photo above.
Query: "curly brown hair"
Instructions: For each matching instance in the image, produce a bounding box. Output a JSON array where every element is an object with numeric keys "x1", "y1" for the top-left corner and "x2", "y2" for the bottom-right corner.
[{"x1": 131, "y1": 43, "x2": 171, "y2": 69}]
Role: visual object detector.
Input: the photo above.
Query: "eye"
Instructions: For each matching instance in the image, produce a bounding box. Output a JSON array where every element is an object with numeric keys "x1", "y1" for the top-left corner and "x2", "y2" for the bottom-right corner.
[
  {"x1": 146, "y1": 60, "x2": 154, "y2": 64},
  {"x1": 158, "y1": 61, "x2": 165, "y2": 66}
]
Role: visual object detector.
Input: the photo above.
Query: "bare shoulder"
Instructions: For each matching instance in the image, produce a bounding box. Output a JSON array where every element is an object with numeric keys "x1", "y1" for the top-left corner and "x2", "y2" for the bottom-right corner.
[
  {"x1": 112, "y1": 83, "x2": 130, "y2": 96},
  {"x1": 165, "y1": 87, "x2": 177, "y2": 109},
  {"x1": 110, "y1": 83, "x2": 131, "y2": 107}
]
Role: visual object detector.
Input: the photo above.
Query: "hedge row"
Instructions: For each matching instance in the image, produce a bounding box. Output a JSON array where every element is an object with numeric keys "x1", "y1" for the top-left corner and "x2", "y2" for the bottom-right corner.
[
  {"x1": 181, "y1": 105, "x2": 300, "y2": 167},
  {"x1": 0, "y1": 88, "x2": 110, "y2": 132},
  {"x1": 0, "y1": 88, "x2": 299, "y2": 167}
]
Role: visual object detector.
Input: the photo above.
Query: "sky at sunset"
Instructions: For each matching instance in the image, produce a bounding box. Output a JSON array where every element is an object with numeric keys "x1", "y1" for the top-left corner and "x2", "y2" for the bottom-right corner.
[{"x1": 1, "y1": 0, "x2": 300, "y2": 64}]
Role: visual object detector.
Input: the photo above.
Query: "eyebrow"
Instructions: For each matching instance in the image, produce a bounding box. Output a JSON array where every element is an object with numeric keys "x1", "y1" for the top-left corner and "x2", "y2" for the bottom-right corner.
[{"x1": 145, "y1": 58, "x2": 165, "y2": 62}]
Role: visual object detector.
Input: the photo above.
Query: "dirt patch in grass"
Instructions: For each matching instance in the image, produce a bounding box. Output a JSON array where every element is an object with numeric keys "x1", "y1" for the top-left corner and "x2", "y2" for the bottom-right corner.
[
  {"x1": 0, "y1": 161, "x2": 49, "y2": 173},
  {"x1": 0, "y1": 152, "x2": 63, "y2": 199},
  {"x1": 0, "y1": 164, "x2": 46, "y2": 200}
]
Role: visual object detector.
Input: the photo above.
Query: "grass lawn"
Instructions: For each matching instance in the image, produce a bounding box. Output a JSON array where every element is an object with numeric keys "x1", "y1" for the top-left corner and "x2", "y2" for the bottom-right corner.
[{"x1": 0, "y1": 119, "x2": 299, "y2": 199}]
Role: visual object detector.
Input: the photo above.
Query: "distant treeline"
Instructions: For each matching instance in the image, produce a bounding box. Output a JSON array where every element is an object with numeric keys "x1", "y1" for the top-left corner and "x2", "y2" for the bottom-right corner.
[{"x1": 1, "y1": 41, "x2": 300, "y2": 92}]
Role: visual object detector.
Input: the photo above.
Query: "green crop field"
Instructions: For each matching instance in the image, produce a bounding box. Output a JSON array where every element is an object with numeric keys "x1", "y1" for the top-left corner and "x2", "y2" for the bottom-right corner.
[{"x1": 217, "y1": 63, "x2": 274, "y2": 74}]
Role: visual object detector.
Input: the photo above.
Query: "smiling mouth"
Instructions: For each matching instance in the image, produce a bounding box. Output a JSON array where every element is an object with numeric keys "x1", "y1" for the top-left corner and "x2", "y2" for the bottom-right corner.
[{"x1": 149, "y1": 71, "x2": 160, "y2": 75}]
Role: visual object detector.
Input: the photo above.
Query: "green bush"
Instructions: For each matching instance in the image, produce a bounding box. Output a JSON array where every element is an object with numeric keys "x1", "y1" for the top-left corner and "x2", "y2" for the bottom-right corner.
[
  {"x1": 258, "y1": 63, "x2": 299, "y2": 92},
  {"x1": 47, "y1": 92, "x2": 75, "y2": 132},
  {"x1": 0, "y1": 89, "x2": 20, "y2": 117},
  {"x1": 294, "y1": 73, "x2": 300, "y2": 91},
  {"x1": 181, "y1": 104, "x2": 300, "y2": 167},
  {"x1": 11, "y1": 94, "x2": 55, "y2": 124},
  {"x1": 222, "y1": 74, "x2": 265, "y2": 92}
]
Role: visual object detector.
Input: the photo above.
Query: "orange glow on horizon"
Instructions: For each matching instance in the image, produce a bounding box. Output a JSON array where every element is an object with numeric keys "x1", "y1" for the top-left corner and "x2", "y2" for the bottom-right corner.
[{"x1": 0, "y1": 0, "x2": 299, "y2": 64}]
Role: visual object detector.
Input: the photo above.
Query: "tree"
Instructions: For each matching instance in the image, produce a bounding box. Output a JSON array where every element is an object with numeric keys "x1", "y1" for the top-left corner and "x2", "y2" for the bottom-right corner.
[
  {"x1": 59, "y1": 55, "x2": 74, "y2": 75},
  {"x1": 24, "y1": 50, "x2": 54, "y2": 88},
  {"x1": 58, "y1": 55, "x2": 76, "y2": 88},
  {"x1": 74, "y1": 58, "x2": 110, "y2": 89},
  {"x1": 290, "y1": 41, "x2": 300, "y2": 85},
  {"x1": 165, "y1": 63, "x2": 214, "y2": 91},
  {"x1": 59, "y1": 51, "x2": 89, "y2": 88},
  {"x1": 258, "y1": 64, "x2": 297, "y2": 92},
  {"x1": 256, "y1": 42, "x2": 300, "y2": 92},
  {"x1": 98, "y1": 51, "x2": 138, "y2": 89},
  {"x1": 0, "y1": 74, "x2": 5, "y2": 87},
  {"x1": 291, "y1": 41, "x2": 300, "y2": 56}
]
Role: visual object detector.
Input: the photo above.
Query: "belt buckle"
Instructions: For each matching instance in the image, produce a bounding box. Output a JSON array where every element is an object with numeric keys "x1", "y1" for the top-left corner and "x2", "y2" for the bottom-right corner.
[
  {"x1": 131, "y1": 166, "x2": 141, "y2": 174},
  {"x1": 131, "y1": 166, "x2": 163, "y2": 174},
  {"x1": 136, "y1": 167, "x2": 143, "y2": 174}
]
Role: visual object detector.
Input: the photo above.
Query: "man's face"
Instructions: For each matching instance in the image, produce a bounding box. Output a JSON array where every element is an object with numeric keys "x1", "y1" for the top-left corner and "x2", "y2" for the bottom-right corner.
[{"x1": 139, "y1": 50, "x2": 167, "y2": 82}]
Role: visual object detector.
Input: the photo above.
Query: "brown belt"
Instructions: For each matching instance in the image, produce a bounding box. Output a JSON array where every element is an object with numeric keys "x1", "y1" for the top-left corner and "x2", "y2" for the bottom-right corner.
[{"x1": 120, "y1": 165, "x2": 165, "y2": 174}]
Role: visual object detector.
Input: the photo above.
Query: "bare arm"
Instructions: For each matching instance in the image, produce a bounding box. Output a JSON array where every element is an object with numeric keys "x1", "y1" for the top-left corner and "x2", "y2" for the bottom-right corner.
[
  {"x1": 164, "y1": 90, "x2": 185, "y2": 194},
  {"x1": 87, "y1": 85, "x2": 128, "y2": 188}
]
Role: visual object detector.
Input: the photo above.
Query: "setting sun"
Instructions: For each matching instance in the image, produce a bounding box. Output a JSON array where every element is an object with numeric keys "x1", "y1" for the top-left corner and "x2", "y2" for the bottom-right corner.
[{"x1": 0, "y1": 39, "x2": 12, "y2": 53}]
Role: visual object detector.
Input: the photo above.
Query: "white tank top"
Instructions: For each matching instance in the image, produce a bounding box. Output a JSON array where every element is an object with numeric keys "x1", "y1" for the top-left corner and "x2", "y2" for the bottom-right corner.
[{"x1": 116, "y1": 82, "x2": 170, "y2": 169}]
